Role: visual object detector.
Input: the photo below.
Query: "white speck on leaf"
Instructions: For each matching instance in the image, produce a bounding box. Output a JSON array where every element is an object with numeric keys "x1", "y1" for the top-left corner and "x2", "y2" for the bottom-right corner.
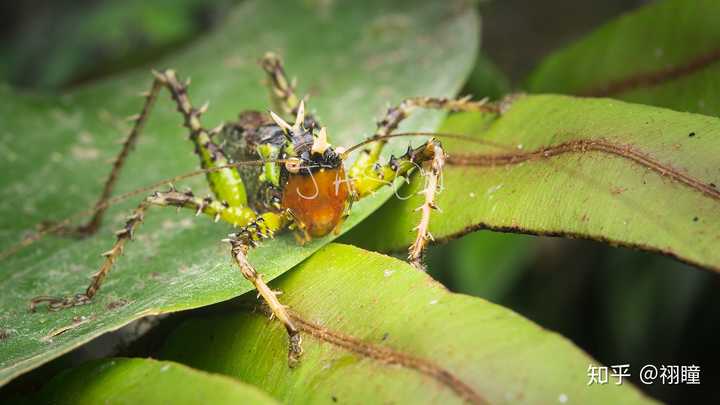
[
  {"x1": 160, "y1": 364, "x2": 170, "y2": 372},
  {"x1": 71, "y1": 146, "x2": 100, "y2": 161},
  {"x1": 559, "y1": 393, "x2": 568, "y2": 403},
  {"x1": 486, "y1": 184, "x2": 503, "y2": 196},
  {"x1": 429, "y1": 299, "x2": 438, "y2": 305},
  {"x1": 384, "y1": 269, "x2": 395, "y2": 277}
]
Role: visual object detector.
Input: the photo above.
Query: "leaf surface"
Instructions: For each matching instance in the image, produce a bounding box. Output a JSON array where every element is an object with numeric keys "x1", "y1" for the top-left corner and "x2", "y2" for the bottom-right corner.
[
  {"x1": 34, "y1": 358, "x2": 278, "y2": 405},
  {"x1": 526, "y1": 0, "x2": 720, "y2": 115},
  {"x1": 0, "y1": 0, "x2": 477, "y2": 385},
  {"x1": 342, "y1": 95, "x2": 720, "y2": 271},
  {"x1": 160, "y1": 243, "x2": 657, "y2": 405}
]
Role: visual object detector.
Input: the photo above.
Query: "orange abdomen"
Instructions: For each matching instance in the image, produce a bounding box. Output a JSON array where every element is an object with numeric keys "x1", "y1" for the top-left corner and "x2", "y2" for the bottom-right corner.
[{"x1": 281, "y1": 167, "x2": 350, "y2": 237}]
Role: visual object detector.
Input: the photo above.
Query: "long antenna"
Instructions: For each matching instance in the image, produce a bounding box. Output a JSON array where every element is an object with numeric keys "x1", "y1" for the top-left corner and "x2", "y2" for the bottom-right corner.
[
  {"x1": 0, "y1": 131, "x2": 543, "y2": 261},
  {"x1": 340, "y1": 131, "x2": 513, "y2": 159},
  {"x1": 0, "y1": 159, "x2": 285, "y2": 261}
]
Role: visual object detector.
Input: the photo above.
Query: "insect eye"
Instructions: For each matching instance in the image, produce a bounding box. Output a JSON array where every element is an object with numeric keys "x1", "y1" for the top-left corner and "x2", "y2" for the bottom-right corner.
[{"x1": 285, "y1": 157, "x2": 303, "y2": 174}]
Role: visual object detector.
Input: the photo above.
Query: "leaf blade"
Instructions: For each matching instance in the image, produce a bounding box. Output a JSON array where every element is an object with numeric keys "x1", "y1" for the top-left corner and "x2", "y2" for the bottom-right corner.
[
  {"x1": 526, "y1": 0, "x2": 720, "y2": 114},
  {"x1": 34, "y1": 358, "x2": 279, "y2": 405},
  {"x1": 160, "y1": 243, "x2": 658, "y2": 404},
  {"x1": 343, "y1": 95, "x2": 720, "y2": 270},
  {"x1": 0, "y1": 0, "x2": 478, "y2": 385}
]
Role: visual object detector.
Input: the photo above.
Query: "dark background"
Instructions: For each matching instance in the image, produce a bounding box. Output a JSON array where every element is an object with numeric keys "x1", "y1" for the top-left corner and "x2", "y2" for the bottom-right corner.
[{"x1": 1, "y1": 1, "x2": 716, "y2": 403}]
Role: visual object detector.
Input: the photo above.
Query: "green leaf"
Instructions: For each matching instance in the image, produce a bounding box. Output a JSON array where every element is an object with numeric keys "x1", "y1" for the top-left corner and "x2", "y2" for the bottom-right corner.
[
  {"x1": 342, "y1": 94, "x2": 720, "y2": 271},
  {"x1": 0, "y1": 0, "x2": 226, "y2": 88},
  {"x1": 159, "y1": 243, "x2": 656, "y2": 404},
  {"x1": 463, "y1": 51, "x2": 511, "y2": 100},
  {"x1": 33, "y1": 358, "x2": 278, "y2": 404},
  {"x1": 0, "y1": 0, "x2": 477, "y2": 386},
  {"x1": 427, "y1": 231, "x2": 536, "y2": 302},
  {"x1": 526, "y1": 0, "x2": 720, "y2": 115}
]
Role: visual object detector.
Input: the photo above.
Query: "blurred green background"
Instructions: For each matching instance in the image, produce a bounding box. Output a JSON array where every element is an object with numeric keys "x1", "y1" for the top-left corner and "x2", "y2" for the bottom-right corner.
[{"x1": 1, "y1": 1, "x2": 717, "y2": 404}]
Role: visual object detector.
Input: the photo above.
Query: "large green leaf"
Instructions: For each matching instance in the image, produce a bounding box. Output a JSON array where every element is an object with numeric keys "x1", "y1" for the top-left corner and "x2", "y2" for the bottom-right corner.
[
  {"x1": 0, "y1": 0, "x2": 227, "y2": 89},
  {"x1": 33, "y1": 358, "x2": 278, "y2": 404},
  {"x1": 160, "y1": 243, "x2": 657, "y2": 404},
  {"x1": 342, "y1": 95, "x2": 720, "y2": 271},
  {"x1": 526, "y1": 0, "x2": 720, "y2": 115},
  {"x1": 0, "y1": 0, "x2": 477, "y2": 386}
]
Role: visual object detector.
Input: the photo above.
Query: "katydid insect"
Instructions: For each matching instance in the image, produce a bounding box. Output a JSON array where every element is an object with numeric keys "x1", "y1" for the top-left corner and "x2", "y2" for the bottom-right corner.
[{"x1": 22, "y1": 53, "x2": 497, "y2": 366}]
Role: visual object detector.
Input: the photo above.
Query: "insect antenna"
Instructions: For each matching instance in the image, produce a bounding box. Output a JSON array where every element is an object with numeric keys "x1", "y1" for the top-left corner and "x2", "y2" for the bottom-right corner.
[
  {"x1": 341, "y1": 130, "x2": 720, "y2": 249},
  {"x1": 0, "y1": 159, "x2": 288, "y2": 262},
  {"x1": 339, "y1": 131, "x2": 511, "y2": 159}
]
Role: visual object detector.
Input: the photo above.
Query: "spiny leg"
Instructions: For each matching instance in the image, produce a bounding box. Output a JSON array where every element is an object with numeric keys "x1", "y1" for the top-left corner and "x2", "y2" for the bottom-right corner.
[
  {"x1": 50, "y1": 78, "x2": 164, "y2": 237},
  {"x1": 32, "y1": 192, "x2": 160, "y2": 311},
  {"x1": 30, "y1": 189, "x2": 236, "y2": 311},
  {"x1": 152, "y1": 69, "x2": 250, "y2": 207},
  {"x1": 226, "y1": 219, "x2": 303, "y2": 367},
  {"x1": 350, "y1": 138, "x2": 445, "y2": 269},
  {"x1": 30, "y1": 188, "x2": 302, "y2": 365},
  {"x1": 49, "y1": 67, "x2": 248, "y2": 237},
  {"x1": 349, "y1": 96, "x2": 496, "y2": 191},
  {"x1": 347, "y1": 96, "x2": 492, "y2": 268},
  {"x1": 260, "y1": 52, "x2": 302, "y2": 116}
]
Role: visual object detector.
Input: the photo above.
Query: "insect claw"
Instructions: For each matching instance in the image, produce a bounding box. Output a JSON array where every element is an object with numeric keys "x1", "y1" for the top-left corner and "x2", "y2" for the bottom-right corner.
[
  {"x1": 138, "y1": 91, "x2": 151, "y2": 97},
  {"x1": 214, "y1": 214, "x2": 221, "y2": 223},
  {"x1": 125, "y1": 114, "x2": 141, "y2": 122}
]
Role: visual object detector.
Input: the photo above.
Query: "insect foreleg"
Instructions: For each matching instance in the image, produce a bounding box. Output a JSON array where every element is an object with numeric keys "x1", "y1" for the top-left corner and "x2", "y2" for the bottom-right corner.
[
  {"x1": 349, "y1": 96, "x2": 495, "y2": 193},
  {"x1": 349, "y1": 139, "x2": 445, "y2": 269}
]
